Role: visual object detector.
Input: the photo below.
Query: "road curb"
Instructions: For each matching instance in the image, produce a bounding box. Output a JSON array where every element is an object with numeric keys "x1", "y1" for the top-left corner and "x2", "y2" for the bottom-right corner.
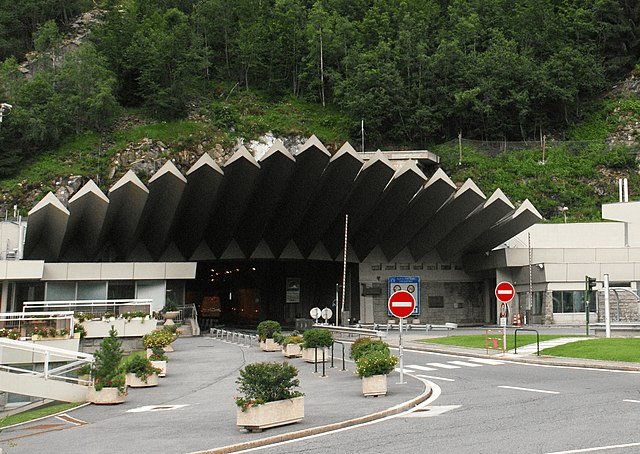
[{"x1": 190, "y1": 377, "x2": 433, "y2": 454}]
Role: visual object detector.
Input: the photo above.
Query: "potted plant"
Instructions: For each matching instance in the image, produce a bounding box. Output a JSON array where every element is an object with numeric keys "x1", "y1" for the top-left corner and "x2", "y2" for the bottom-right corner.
[
  {"x1": 148, "y1": 347, "x2": 168, "y2": 377},
  {"x1": 280, "y1": 335, "x2": 303, "y2": 358},
  {"x1": 142, "y1": 329, "x2": 174, "y2": 353},
  {"x1": 124, "y1": 354, "x2": 161, "y2": 387},
  {"x1": 355, "y1": 349, "x2": 399, "y2": 397},
  {"x1": 235, "y1": 361, "x2": 304, "y2": 432},
  {"x1": 300, "y1": 328, "x2": 333, "y2": 363},
  {"x1": 162, "y1": 294, "x2": 180, "y2": 326},
  {"x1": 350, "y1": 338, "x2": 390, "y2": 362},
  {"x1": 257, "y1": 320, "x2": 282, "y2": 352},
  {"x1": 87, "y1": 326, "x2": 127, "y2": 404}
]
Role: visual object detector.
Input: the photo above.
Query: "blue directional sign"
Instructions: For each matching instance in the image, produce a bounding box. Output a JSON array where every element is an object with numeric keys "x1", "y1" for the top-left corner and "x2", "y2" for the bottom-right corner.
[{"x1": 388, "y1": 276, "x2": 420, "y2": 315}]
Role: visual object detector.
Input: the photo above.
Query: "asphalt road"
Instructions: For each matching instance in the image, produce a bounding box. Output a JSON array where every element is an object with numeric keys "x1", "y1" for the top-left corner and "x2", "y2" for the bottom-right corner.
[{"x1": 249, "y1": 347, "x2": 640, "y2": 454}]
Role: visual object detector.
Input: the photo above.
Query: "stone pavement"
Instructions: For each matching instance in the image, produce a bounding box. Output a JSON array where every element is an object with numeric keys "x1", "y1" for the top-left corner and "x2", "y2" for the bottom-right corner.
[{"x1": 1, "y1": 326, "x2": 638, "y2": 454}]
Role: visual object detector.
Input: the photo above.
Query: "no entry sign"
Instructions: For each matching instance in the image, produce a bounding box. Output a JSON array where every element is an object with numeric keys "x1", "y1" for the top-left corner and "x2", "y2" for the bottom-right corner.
[
  {"x1": 388, "y1": 290, "x2": 416, "y2": 319},
  {"x1": 495, "y1": 281, "x2": 515, "y2": 303}
]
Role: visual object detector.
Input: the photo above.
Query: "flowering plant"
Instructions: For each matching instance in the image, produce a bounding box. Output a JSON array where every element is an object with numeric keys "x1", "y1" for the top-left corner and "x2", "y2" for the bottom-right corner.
[
  {"x1": 234, "y1": 396, "x2": 265, "y2": 412},
  {"x1": 148, "y1": 347, "x2": 168, "y2": 362},
  {"x1": 355, "y1": 351, "x2": 398, "y2": 377},
  {"x1": 0, "y1": 328, "x2": 20, "y2": 339},
  {"x1": 74, "y1": 323, "x2": 87, "y2": 339},
  {"x1": 142, "y1": 329, "x2": 174, "y2": 349}
]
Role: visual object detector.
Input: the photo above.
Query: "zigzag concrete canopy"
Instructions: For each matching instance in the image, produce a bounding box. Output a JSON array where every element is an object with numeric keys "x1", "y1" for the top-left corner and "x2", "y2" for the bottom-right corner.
[{"x1": 23, "y1": 136, "x2": 541, "y2": 264}]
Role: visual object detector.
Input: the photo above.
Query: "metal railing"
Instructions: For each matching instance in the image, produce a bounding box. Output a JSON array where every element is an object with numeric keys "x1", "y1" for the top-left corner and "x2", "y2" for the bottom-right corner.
[
  {"x1": 175, "y1": 304, "x2": 198, "y2": 325},
  {"x1": 0, "y1": 337, "x2": 94, "y2": 385},
  {"x1": 0, "y1": 311, "x2": 75, "y2": 339},
  {"x1": 23, "y1": 299, "x2": 153, "y2": 318},
  {"x1": 514, "y1": 328, "x2": 540, "y2": 356},
  {"x1": 209, "y1": 328, "x2": 258, "y2": 347}
]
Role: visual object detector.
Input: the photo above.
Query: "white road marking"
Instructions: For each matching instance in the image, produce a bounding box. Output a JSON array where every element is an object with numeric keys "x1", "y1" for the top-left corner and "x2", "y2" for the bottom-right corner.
[
  {"x1": 546, "y1": 441, "x2": 640, "y2": 453},
  {"x1": 467, "y1": 358, "x2": 505, "y2": 365},
  {"x1": 623, "y1": 399, "x2": 640, "y2": 403},
  {"x1": 396, "y1": 367, "x2": 415, "y2": 373},
  {"x1": 498, "y1": 385, "x2": 559, "y2": 394},
  {"x1": 406, "y1": 364, "x2": 437, "y2": 371},
  {"x1": 449, "y1": 360, "x2": 483, "y2": 367},
  {"x1": 403, "y1": 405, "x2": 461, "y2": 418},
  {"x1": 427, "y1": 362, "x2": 461, "y2": 369},
  {"x1": 127, "y1": 404, "x2": 189, "y2": 413},
  {"x1": 416, "y1": 374, "x2": 455, "y2": 382}
]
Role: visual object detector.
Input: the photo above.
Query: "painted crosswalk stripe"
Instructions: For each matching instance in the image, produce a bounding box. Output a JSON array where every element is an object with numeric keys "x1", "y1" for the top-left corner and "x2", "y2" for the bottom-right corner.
[
  {"x1": 416, "y1": 374, "x2": 455, "y2": 382},
  {"x1": 427, "y1": 362, "x2": 460, "y2": 369},
  {"x1": 406, "y1": 365, "x2": 437, "y2": 372},
  {"x1": 467, "y1": 358, "x2": 505, "y2": 365},
  {"x1": 449, "y1": 360, "x2": 483, "y2": 368}
]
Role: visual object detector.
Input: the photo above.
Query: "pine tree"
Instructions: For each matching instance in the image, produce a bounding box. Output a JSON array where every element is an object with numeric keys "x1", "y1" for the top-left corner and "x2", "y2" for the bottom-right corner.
[{"x1": 92, "y1": 325, "x2": 126, "y2": 392}]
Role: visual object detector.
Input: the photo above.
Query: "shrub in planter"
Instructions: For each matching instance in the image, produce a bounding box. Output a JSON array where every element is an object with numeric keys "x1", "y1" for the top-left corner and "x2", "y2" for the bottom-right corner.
[
  {"x1": 148, "y1": 347, "x2": 168, "y2": 362},
  {"x1": 91, "y1": 326, "x2": 127, "y2": 393},
  {"x1": 301, "y1": 328, "x2": 333, "y2": 349},
  {"x1": 350, "y1": 338, "x2": 391, "y2": 361},
  {"x1": 355, "y1": 350, "x2": 399, "y2": 377},
  {"x1": 235, "y1": 361, "x2": 303, "y2": 411},
  {"x1": 256, "y1": 320, "x2": 282, "y2": 340},
  {"x1": 282, "y1": 335, "x2": 303, "y2": 346},
  {"x1": 142, "y1": 329, "x2": 174, "y2": 349},
  {"x1": 124, "y1": 355, "x2": 161, "y2": 383}
]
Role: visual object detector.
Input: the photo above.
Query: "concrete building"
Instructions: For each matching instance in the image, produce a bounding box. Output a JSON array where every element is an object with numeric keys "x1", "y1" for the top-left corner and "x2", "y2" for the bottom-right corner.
[{"x1": 0, "y1": 135, "x2": 587, "y2": 330}]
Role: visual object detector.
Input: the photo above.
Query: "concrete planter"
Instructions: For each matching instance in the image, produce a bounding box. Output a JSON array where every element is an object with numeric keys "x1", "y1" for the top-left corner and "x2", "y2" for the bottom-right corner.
[
  {"x1": 87, "y1": 386, "x2": 127, "y2": 404},
  {"x1": 301, "y1": 347, "x2": 330, "y2": 363},
  {"x1": 81, "y1": 318, "x2": 156, "y2": 339},
  {"x1": 236, "y1": 396, "x2": 304, "y2": 432},
  {"x1": 260, "y1": 338, "x2": 280, "y2": 352},
  {"x1": 362, "y1": 374, "x2": 388, "y2": 397},
  {"x1": 150, "y1": 360, "x2": 167, "y2": 377},
  {"x1": 282, "y1": 343, "x2": 302, "y2": 358},
  {"x1": 126, "y1": 372, "x2": 159, "y2": 388}
]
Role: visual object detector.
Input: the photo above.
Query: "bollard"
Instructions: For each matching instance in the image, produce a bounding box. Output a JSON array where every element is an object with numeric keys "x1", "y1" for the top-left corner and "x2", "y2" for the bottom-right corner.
[{"x1": 322, "y1": 348, "x2": 326, "y2": 377}]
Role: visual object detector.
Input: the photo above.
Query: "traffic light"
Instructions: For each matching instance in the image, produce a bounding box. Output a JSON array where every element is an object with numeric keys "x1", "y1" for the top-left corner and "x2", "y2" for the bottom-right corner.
[{"x1": 586, "y1": 276, "x2": 596, "y2": 291}]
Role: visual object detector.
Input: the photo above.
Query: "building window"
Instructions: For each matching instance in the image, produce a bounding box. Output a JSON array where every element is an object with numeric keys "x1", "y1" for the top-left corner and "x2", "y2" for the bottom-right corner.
[
  {"x1": 371, "y1": 264, "x2": 382, "y2": 271},
  {"x1": 399, "y1": 263, "x2": 410, "y2": 271},
  {"x1": 440, "y1": 264, "x2": 451, "y2": 270},
  {"x1": 552, "y1": 291, "x2": 596, "y2": 313},
  {"x1": 413, "y1": 263, "x2": 423, "y2": 270},
  {"x1": 428, "y1": 296, "x2": 444, "y2": 308},
  {"x1": 385, "y1": 264, "x2": 397, "y2": 270},
  {"x1": 426, "y1": 264, "x2": 437, "y2": 270},
  {"x1": 77, "y1": 281, "x2": 107, "y2": 300},
  {"x1": 108, "y1": 281, "x2": 135, "y2": 300}
]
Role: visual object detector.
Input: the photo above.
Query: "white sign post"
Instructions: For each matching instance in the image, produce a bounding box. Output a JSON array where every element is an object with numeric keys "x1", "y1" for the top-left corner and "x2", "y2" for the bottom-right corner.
[{"x1": 388, "y1": 290, "x2": 416, "y2": 385}]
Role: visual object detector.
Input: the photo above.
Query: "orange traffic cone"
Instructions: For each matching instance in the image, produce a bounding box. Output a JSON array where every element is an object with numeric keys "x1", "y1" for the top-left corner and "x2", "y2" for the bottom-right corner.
[
  {"x1": 513, "y1": 314, "x2": 518, "y2": 326},
  {"x1": 516, "y1": 312, "x2": 522, "y2": 326}
]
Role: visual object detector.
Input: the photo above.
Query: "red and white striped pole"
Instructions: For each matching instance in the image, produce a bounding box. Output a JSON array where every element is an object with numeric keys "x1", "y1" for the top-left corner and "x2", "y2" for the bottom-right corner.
[{"x1": 339, "y1": 214, "x2": 348, "y2": 326}]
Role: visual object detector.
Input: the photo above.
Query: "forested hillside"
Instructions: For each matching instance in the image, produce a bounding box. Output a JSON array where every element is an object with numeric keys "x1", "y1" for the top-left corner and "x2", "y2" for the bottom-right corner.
[{"x1": 0, "y1": 0, "x2": 639, "y2": 221}]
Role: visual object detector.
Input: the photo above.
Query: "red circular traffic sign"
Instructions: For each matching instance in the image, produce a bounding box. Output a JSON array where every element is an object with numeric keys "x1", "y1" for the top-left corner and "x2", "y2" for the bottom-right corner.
[
  {"x1": 495, "y1": 281, "x2": 515, "y2": 303},
  {"x1": 388, "y1": 290, "x2": 416, "y2": 319}
]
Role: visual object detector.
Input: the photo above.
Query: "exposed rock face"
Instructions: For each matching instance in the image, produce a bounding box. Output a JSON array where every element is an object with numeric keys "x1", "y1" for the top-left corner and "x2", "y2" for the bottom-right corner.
[{"x1": 606, "y1": 71, "x2": 640, "y2": 148}]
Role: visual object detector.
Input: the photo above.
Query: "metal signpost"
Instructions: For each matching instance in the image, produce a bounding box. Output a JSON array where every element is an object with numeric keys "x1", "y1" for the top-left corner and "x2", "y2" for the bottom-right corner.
[
  {"x1": 388, "y1": 290, "x2": 415, "y2": 385},
  {"x1": 495, "y1": 281, "x2": 515, "y2": 340}
]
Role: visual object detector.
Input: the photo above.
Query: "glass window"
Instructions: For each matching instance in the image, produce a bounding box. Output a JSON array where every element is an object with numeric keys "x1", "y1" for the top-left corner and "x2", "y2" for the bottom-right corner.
[
  {"x1": 552, "y1": 290, "x2": 595, "y2": 313},
  {"x1": 108, "y1": 281, "x2": 135, "y2": 300},
  {"x1": 77, "y1": 281, "x2": 107, "y2": 300},
  {"x1": 533, "y1": 292, "x2": 543, "y2": 315},
  {"x1": 46, "y1": 282, "x2": 76, "y2": 301}
]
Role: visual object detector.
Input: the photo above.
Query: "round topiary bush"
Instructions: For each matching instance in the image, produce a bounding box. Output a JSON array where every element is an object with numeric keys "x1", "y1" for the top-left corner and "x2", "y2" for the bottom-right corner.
[
  {"x1": 301, "y1": 328, "x2": 333, "y2": 349},
  {"x1": 257, "y1": 320, "x2": 282, "y2": 340},
  {"x1": 350, "y1": 338, "x2": 391, "y2": 361}
]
